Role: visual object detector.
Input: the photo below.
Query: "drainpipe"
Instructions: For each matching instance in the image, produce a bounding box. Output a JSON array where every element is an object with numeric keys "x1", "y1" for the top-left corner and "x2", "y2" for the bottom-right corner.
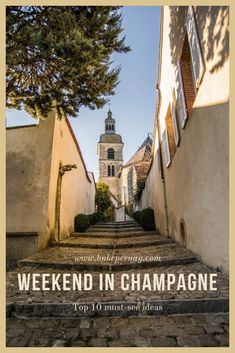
[
  {"x1": 54, "y1": 163, "x2": 77, "y2": 242},
  {"x1": 156, "y1": 85, "x2": 169, "y2": 238}
]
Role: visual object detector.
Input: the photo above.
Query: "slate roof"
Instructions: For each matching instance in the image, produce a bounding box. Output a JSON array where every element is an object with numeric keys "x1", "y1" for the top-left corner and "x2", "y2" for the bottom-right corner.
[
  {"x1": 124, "y1": 135, "x2": 152, "y2": 167},
  {"x1": 99, "y1": 133, "x2": 123, "y2": 144}
]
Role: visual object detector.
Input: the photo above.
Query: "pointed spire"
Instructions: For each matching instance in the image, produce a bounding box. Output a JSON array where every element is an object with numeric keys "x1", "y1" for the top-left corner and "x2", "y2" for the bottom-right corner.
[
  {"x1": 107, "y1": 109, "x2": 112, "y2": 119},
  {"x1": 105, "y1": 107, "x2": 116, "y2": 133}
]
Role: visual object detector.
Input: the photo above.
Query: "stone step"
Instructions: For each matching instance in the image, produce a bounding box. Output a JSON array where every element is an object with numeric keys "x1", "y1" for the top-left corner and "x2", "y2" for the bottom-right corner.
[
  {"x1": 17, "y1": 244, "x2": 199, "y2": 271},
  {"x1": 86, "y1": 227, "x2": 143, "y2": 233},
  {"x1": 97, "y1": 221, "x2": 135, "y2": 226},
  {"x1": 72, "y1": 230, "x2": 158, "y2": 238},
  {"x1": 56, "y1": 235, "x2": 174, "y2": 249},
  {"x1": 90, "y1": 223, "x2": 139, "y2": 229}
]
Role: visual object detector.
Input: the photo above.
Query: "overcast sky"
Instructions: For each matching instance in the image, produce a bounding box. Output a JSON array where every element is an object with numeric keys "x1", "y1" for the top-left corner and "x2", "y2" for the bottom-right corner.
[{"x1": 6, "y1": 6, "x2": 160, "y2": 181}]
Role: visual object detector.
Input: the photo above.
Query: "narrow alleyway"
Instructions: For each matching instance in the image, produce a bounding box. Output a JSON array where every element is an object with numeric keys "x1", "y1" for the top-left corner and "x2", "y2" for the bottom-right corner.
[{"x1": 6, "y1": 221, "x2": 229, "y2": 347}]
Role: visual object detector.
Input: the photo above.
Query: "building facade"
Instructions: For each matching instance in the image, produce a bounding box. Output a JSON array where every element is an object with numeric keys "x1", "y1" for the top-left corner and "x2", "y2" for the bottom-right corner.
[
  {"x1": 140, "y1": 6, "x2": 229, "y2": 272},
  {"x1": 97, "y1": 110, "x2": 124, "y2": 201}
]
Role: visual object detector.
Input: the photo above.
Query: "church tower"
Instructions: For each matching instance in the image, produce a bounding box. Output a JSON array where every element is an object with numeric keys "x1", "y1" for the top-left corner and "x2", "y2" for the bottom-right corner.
[{"x1": 97, "y1": 110, "x2": 124, "y2": 201}]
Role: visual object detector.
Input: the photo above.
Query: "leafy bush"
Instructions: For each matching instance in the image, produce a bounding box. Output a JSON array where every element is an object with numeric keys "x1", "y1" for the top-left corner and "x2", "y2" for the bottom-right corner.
[
  {"x1": 88, "y1": 211, "x2": 106, "y2": 223},
  {"x1": 139, "y1": 208, "x2": 156, "y2": 231},
  {"x1": 88, "y1": 213, "x2": 97, "y2": 225},
  {"x1": 95, "y1": 182, "x2": 112, "y2": 213},
  {"x1": 133, "y1": 211, "x2": 141, "y2": 224},
  {"x1": 74, "y1": 214, "x2": 90, "y2": 232},
  {"x1": 96, "y1": 211, "x2": 106, "y2": 222}
]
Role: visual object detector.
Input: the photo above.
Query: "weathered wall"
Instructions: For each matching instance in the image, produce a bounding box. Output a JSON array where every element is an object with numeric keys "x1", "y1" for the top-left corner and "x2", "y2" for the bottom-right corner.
[
  {"x1": 142, "y1": 6, "x2": 229, "y2": 272},
  {"x1": 7, "y1": 111, "x2": 96, "y2": 255},
  {"x1": 47, "y1": 114, "x2": 96, "y2": 242},
  {"x1": 6, "y1": 118, "x2": 55, "y2": 251},
  {"x1": 139, "y1": 165, "x2": 155, "y2": 211},
  {"x1": 99, "y1": 175, "x2": 120, "y2": 201},
  {"x1": 6, "y1": 233, "x2": 38, "y2": 262}
]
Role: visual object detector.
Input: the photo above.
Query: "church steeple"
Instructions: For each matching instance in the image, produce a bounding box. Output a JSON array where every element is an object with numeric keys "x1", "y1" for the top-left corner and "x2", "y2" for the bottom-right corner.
[
  {"x1": 97, "y1": 109, "x2": 124, "y2": 201},
  {"x1": 105, "y1": 109, "x2": 116, "y2": 134}
]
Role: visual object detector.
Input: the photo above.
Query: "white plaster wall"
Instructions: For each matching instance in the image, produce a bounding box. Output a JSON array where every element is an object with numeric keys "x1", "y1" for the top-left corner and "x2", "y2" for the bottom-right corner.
[
  {"x1": 120, "y1": 165, "x2": 131, "y2": 205},
  {"x1": 7, "y1": 111, "x2": 96, "y2": 250},
  {"x1": 47, "y1": 114, "x2": 96, "y2": 241},
  {"x1": 6, "y1": 117, "x2": 55, "y2": 248},
  {"x1": 144, "y1": 6, "x2": 229, "y2": 272}
]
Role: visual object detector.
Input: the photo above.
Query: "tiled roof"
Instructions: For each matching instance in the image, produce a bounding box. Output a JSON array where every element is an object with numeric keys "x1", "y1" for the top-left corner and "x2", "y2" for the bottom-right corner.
[{"x1": 134, "y1": 162, "x2": 151, "y2": 180}]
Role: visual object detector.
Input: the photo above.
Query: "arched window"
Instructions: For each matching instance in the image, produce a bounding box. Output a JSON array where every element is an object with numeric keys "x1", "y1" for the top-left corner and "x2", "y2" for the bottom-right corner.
[
  {"x1": 106, "y1": 124, "x2": 108, "y2": 131},
  {"x1": 107, "y1": 148, "x2": 115, "y2": 160},
  {"x1": 112, "y1": 165, "x2": 115, "y2": 176},
  {"x1": 111, "y1": 124, "x2": 114, "y2": 131},
  {"x1": 108, "y1": 165, "x2": 111, "y2": 176}
]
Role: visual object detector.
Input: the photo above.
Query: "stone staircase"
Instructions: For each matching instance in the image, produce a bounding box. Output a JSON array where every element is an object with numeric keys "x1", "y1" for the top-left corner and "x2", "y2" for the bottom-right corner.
[{"x1": 6, "y1": 221, "x2": 229, "y2": 347}]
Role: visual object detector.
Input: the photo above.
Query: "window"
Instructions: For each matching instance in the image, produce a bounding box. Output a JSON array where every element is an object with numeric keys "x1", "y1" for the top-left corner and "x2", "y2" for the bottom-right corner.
[
  {"x1": 171, "y1": 90, "x2": 180, "y2": 146},
  {"x1": 127, "y1": 169, "x2": 133, "y2": 199},
  {"x1": 175, "y1": 7, "x2": 205, "y2": 128},
  {"x1": 180, "y1": 34, "x2": 196, "y2": 119},
  {"x1": 162, "y1": 129, "x2": 171, "y2": 168},
  {"x1": 185, "y1": 7, "x2": 205, "y2": 88},
  {"x1": 166, "y1": 104, "x2": 177, "y2": 161},
  {"x1": 107, "y1": 148, "x2": 115, "y2": 160},
  {"x1": 107, "y1": 164, "x2": 115, "y2": 176},
  {"x1": 175, "y1": 62, "x2": 188, "y2": 128}
]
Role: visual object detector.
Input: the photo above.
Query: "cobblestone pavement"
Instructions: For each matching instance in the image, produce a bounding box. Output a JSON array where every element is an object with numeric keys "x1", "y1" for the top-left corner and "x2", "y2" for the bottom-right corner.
[
  {"x1": 6, "y1": 313, "x2": 229, "y2": 347},
  {"x1": 6, "y1": 221, "x2": 229, "y2": 347}
]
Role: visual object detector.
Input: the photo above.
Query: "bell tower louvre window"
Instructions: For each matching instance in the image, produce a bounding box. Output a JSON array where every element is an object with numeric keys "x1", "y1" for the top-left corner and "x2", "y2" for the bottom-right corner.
[
  {"x1": 107, "y1": 164, "x2": 115, "y2": 176},
  {"x1": 107, "y1": 148, "x2": 115, "y2": 160}
]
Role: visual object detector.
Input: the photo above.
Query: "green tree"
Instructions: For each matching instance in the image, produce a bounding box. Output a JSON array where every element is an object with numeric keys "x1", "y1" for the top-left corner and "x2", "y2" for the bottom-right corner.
[
  {"x1": 6, "y1": 6, "x2": 130, "y2": 119},
  {"x1": 95, "y1": 182, "x2": 112, "y2": 213}
]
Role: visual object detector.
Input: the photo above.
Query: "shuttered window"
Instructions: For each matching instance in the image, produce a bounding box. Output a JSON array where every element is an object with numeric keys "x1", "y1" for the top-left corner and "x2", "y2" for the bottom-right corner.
[
  {"x1": 171, "y1": 100, "x2": 180, "y2": 146},
  {"x1": 185, "y1": 6, "x2": 205, "y2": 88},
  {"x1": 175, "y1": 62, "x2": 188, "y2": 128},
  {"x1": 107, "y1": 148, "x2": 115, "y2": 159},
  {"x1": 162, "y1": 129, "x2": 171, "y2": 168}
]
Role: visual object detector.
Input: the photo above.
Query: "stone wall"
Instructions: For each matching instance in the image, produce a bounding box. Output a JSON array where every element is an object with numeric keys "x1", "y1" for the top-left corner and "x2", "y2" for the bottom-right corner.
[{"x1": 98, "y1": 142, "x2": 123, "y2": 178}]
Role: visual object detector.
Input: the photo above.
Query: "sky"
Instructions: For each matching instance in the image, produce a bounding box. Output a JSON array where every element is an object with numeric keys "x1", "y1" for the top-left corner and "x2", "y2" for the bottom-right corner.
[{"x1": 6, "y1": 6, "x2": 160, "y2": 181}]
